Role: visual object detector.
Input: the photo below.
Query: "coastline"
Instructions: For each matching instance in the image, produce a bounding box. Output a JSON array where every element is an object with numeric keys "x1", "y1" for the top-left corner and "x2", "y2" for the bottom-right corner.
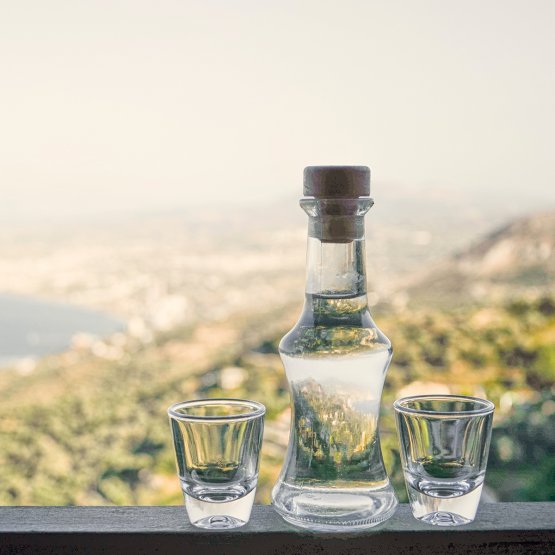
[{"x1": 0, "y1": 292, "x2": 124, "y2": 368}]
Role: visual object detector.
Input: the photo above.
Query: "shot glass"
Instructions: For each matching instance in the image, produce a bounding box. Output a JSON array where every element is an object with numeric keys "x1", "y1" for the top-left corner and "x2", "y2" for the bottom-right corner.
[
  {"x1": 394, "y1": 395, "x2": 494, "y2": 526},
  {"x1": 168, "y1": 398, "x2": 265, "y2": 529}
]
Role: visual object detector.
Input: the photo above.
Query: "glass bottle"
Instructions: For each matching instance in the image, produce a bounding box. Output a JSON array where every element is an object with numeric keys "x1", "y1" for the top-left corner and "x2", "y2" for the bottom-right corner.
[{"x1": 272, "y1": 166, "x2": 398, "y2": 530}]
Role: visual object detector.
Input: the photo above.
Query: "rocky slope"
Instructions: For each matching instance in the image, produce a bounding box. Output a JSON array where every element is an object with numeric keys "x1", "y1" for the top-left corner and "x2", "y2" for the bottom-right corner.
[{"x1": 401, "y1": 210, "x2": 555, "y2": 306}]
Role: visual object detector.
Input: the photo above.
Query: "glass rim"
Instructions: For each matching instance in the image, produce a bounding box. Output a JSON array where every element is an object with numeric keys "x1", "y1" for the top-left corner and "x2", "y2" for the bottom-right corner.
[
  {"x1": 393, "y1": 394, "x2": 495, "y2": 417},
  {"x1": 167, "y1": 398, "x2": 266, "y2": 422}
]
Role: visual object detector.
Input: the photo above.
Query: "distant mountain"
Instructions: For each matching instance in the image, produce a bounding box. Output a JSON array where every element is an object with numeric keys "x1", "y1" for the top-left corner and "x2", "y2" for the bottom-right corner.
[{"x1": 401, "y1": 211, "x2": 555, "y2": 306}]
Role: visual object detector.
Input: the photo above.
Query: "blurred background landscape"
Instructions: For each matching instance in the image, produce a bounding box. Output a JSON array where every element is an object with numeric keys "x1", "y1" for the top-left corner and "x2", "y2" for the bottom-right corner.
[{"x1": 0, "y1": 0, "x2": 554, "y2": 506}]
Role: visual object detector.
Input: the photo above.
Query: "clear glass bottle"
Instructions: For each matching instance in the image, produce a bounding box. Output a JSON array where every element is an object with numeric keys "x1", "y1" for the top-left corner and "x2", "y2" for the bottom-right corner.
[{"x1": 272, "y1": 166, "x2": 398, "y2": 530}]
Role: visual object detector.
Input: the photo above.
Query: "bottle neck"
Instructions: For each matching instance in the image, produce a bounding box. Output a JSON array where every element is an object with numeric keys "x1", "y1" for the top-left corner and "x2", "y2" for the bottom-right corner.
[
  {"x1": 301, "y1": 197, "x2": 372, "y2": 304},
  {"x1": 305, "y1": 236, "x2": 367, "y2": 299}
]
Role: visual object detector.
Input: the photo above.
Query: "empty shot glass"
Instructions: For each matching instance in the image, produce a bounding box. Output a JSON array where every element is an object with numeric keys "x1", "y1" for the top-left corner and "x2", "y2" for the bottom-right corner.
[
  {"x1": 168, "y1": 398, "x2": 265, "y2": 529},
  {"x1": 394, "y1": 395, "x2": 494, "y2": 526}
]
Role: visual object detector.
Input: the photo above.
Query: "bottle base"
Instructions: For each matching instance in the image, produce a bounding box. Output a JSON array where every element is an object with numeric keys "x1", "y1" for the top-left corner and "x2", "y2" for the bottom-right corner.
[{"x1": 272, "y1": 482, "x2": 398, "y2": 531}]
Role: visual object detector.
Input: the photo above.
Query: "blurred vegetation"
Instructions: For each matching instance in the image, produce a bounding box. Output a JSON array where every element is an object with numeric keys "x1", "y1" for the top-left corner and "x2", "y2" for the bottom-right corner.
[{"x1": 0, "y1": 295, "x2": 553, "y2": 505}]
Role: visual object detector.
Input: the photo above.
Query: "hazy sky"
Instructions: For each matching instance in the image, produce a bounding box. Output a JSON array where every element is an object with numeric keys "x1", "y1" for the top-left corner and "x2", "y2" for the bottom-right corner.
[{"x1": 1, "y1": 0, "x2": 554, "y2": 219}]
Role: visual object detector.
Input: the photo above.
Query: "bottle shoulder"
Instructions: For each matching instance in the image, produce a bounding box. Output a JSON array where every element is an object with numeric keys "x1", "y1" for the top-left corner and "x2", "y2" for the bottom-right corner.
[{"x1": 279, "y1": 311, "x2": 392, "y2": 358}]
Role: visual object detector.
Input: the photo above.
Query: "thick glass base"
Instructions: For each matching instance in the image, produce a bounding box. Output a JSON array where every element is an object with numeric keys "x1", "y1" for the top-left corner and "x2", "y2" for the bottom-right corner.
[
  {"x1": 406, "y1": 482, "x2": 482, "y2": 527},
  {"x1": 417, "y1": 511, "x2": 471, "y2": 526},
  {"x1": 190, "y1": 514, "x2": 247, "y2": 529},
  {"x1": 184, "y1": 488, "x2": 255, "y2": 529},
  {"x1": 272, "y1": 481, "x2": 398, "y2": 531}
]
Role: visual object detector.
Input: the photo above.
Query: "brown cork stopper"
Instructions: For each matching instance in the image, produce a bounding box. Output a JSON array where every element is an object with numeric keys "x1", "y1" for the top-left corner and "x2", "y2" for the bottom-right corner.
[
  {"x1": 303, "y1": 166, "x2": 370, "y2": 198},
  {"x1": 302, "y1": 166, "x2": 371, "y2": 242}
]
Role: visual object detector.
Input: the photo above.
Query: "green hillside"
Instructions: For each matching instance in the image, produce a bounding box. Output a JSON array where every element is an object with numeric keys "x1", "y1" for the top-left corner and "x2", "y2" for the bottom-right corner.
[{"x1": 0, "y1": 295, "x2": 553, "y2": 506}]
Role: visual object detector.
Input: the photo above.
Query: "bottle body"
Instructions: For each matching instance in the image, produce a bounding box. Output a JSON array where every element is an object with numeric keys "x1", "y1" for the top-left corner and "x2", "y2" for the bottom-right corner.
[
  {"x1": 272, "y1": 292, "x2": 398, "y2": 529},
  {"x1": 271, "y1": 190, "x2": 398, "y2": 530}
]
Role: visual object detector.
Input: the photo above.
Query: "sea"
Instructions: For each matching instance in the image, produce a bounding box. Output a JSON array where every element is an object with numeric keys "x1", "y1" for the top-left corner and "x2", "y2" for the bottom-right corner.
[{"x1": 0, "y1": 293, "x2": 124, "y2": 368}]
